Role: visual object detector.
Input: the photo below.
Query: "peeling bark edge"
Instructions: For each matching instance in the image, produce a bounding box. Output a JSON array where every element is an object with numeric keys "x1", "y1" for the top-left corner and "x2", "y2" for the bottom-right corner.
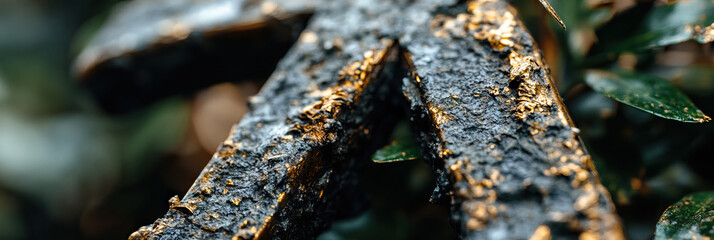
[{"x1": 401, "y1": 0, "x2": 624, "y2": 239}]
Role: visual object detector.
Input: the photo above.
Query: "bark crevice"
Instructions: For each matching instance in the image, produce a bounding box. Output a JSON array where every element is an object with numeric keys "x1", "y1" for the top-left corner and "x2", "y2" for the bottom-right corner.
[{"x1": 126, "y1": 1, "x2": 624, "y2": 239}]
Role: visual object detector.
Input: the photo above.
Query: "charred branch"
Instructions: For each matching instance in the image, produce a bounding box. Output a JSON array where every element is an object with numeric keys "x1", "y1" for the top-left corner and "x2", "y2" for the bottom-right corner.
[
  {"x1": 76, "y1": 0, "x2": 316, "y2": 113},
  {"x1": 401, "y1": 0, "x2": 623, "y2": 239},
  {"x1": 128, "y1": 0, "x2": 405, "y2": 239},
  {"x1": 129, "y1": 0, "x2": 624, "y2": 239}
]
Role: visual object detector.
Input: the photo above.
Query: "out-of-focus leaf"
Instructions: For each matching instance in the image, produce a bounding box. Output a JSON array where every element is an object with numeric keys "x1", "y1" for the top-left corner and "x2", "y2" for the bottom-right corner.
[
  {"x1": 648, "y1": 163, "x2": 709, "y2": 204},
  {"x1": 70, "y1": 6, "x2": 113, "y2": 58},
  {"x1": 547, "y1": 0, "x2": 612, "y2": 57},
  {"x1": 549, "y1": 0, "x2": 612, "y2": 30},
  {"x1": 596, "y1": 0, "x2": 714, "y2": 55},
  {"x1": 652, "y1": 65, "x2": 714, "y2": 97},
  {"x1": 319, "y1": 157, "x2": 455, "y2": 240},
  {"x1": 655, "y1": 191, "x2": 714, "y2": 240},
  {"x1": 0, "y1": 56, "x2": 72, "y2": 115},
  {"x1": 585, "y1": 70, "x2": 710, "y2": 123},
  {"x1": 122, "y1": 98, "x2": 189, "y2": 179},
  {"x1": 0, "y1": 192, "x2": 23, "y2": 240},
  {"x1": 0, "y1": 73, "x2": 6, "y2": 103},
  {"x1": 642, "y1": 0, "x2": 714, "y2": 46},
  {"x1": 592, "y1": 153, "x2": 641, "y2": 206},
  {"x1": 318, "y1": 209, "x2": 411, "y2": 240},
  {"x1": 372, "y1": 122, "x2": 422, "y2": 163}
]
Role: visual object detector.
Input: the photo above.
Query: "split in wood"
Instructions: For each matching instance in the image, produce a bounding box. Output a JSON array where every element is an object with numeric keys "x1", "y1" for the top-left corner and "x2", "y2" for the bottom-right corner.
[{"x1": 128, "y1": 0, "x2": 621, "y2": 239}]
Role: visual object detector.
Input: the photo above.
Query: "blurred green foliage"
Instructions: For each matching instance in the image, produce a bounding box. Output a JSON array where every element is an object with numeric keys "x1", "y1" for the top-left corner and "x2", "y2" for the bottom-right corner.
[
  {"x1": 593, "y1": 0, "x2": 714, "y2": 55},
  {"x1": 0, "y1": 0, "x2": 189, "y2": 239},
  {"x1": 319, "y1": 158, "x2": 455, "y2": 240}
]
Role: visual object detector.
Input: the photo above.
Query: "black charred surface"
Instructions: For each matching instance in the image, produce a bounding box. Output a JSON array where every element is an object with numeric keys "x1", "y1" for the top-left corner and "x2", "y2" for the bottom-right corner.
[
  {"x1": 76, "y1": 0, "x2": 315, "y2": 114},
  {"x1": 128, "y1": 0, "x2": 409, "y2": 239},
  {"x1": 400, "y1": 0, "x2": 624, "y2": 239},
  {"x1": 129, "y1": 0, "x2": 626, "y2": 239}
]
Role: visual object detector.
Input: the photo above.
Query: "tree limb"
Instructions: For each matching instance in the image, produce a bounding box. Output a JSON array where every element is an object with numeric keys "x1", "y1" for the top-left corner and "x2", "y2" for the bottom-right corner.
[
  {"x1": 128, "y1": 1, "x2": 404, "y2": 239},
  {"x1": 129, "y1": 0, "x2": 624, "y2": 239},
  {"x1": 401, "y1": 0, "x2": 624, "y2": 238}
]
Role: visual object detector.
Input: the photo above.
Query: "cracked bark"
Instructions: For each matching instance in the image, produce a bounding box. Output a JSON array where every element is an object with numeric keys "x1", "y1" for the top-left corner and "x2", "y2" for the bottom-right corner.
[
  {"x1": 400, "y1": 1, "x2": 624, "y2": 239},
  {"x1": 119, "y1": 0, "x2": 624, "y2": 239}
]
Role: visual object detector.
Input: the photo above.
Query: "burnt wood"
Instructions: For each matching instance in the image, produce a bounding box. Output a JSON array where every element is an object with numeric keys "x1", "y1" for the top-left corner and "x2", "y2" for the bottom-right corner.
[
  {"x1": 76, "y1": 0, "x2": 315, "y2": 113},
  {"x1": 129, "y1": 0, "x2": 624, "y2": 239},
  {"x1": 128, "y1": 0, "x2": 405, "y2": 239},
  {"x1": 401, "y1": 0, "x2": 624, "y2": 239}
]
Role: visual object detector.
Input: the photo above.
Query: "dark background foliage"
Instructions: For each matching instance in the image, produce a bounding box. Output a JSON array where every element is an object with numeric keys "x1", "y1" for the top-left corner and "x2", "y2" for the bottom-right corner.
[{"x1": 0, "y1": 0, "x2": 712, "y2": 239}]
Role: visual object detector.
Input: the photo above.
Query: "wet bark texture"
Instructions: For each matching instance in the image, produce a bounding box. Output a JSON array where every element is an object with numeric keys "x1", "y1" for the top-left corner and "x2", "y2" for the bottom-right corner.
[
  {"x1": 128, "y1": 0, "x2": 405, "y2": 239},
  {"x1": 121, "y1": 0, "x2": 625, "y2": 239},
  {"x1": 76, "y1": 0, "x2": 315, "y2": 114},
  {"x1": 400, "y1": 1, "x2": 624, "y2": 239}
]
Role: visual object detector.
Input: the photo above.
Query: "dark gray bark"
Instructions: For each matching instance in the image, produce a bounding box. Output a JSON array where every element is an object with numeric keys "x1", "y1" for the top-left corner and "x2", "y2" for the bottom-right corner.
[
  {"x1": 126, "y1": 0, "x2": 625, "y2": 239},
  {"x1": 400, "y1": 1, "x2": 624, "y2": 239},
  {"x1": 128, "y1": 0, "x2": 406, "y2": 239},
  {"x1": 76, "y1": 0, "x2": 315, "y2": 113}
]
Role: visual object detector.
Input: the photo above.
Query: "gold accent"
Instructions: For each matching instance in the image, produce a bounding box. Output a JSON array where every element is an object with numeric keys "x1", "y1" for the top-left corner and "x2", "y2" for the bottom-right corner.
[
  {"x1": 168, "y1": 195, "x2": 197, "y2": 214},
  {"x1": 694, "y1": 23, "x2": 714, "y2": 44},
  {"x1": 529, "y1": 225, "x2": 552, "y2": 240},
  {"x1": 291, "y1": 40, "x2": 394, "y2": 142},
  {"x1": 428, "y1": 104, "x2": 452, "y2": 125},
  {"x1": 508, "y1": 51, "x2": 553, "y2": 120}
]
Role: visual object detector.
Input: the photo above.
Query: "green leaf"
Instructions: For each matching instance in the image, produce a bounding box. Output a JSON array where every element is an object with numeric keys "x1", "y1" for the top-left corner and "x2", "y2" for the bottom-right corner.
[
  {"x1": 596, "y1": 0, "x2": 714, "y2": 55},
  {"x1": 585, "y1": 70, "x2": 710, "y2": 123},
  {"x1": 638, "y1": 0, "x2": 714, "y2": 47},
  {"x1": 372, "y1": 121, "x2": 422, "y2": 163},
  {"x1": 655, "y1": 192, "x2": 714, "y2": 240}
]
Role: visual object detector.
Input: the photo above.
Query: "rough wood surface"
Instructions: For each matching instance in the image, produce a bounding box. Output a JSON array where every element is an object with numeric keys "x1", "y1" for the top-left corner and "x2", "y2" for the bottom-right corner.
[
  {"x1": 400, "y1": 0, "x2": 624, "y2": 239},
  {"x1": 128, "y1": 0, "x2": 405, "y2": 239},
  {"x1": 129, "y1": 0, "x2": 625, "y2": 239},
  {"x1": 76, "y1": 0, "x2": 315, "y2": 113}
]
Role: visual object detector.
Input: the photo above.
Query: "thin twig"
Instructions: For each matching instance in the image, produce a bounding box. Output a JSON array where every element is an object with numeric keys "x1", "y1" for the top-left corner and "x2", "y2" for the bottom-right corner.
[{"x1": 538, "y1": 0, "x2": 566, "y2": 30}]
